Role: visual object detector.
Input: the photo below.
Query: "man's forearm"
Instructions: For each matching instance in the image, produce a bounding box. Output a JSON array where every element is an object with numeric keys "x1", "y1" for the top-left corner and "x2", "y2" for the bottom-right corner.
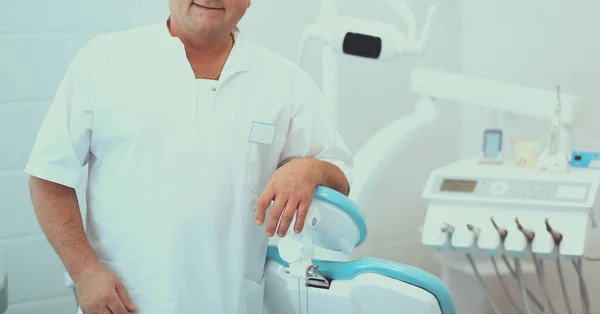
[
  {"x1": 313, "y1": 159, "x2": 350, "y2": 196},
  {"x1": 29, "y1": 176, "x2": 100, "y2": 283}
]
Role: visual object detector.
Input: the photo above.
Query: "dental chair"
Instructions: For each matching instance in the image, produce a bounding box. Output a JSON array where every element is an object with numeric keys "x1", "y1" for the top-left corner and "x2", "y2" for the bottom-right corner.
[{"x1": 263, "y1": 186, "x2": 455, "y2": 314}]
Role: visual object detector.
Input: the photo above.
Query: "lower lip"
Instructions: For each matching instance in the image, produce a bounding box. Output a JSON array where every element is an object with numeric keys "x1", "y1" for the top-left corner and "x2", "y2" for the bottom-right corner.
[{"x1": 193, "y1": 3, "x2": 224, "y2": 11}]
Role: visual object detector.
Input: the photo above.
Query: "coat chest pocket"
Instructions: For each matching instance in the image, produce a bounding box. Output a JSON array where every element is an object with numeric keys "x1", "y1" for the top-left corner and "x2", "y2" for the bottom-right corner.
[{"x1": 247, "y1": 130, "x2": 287, "y2": 196}]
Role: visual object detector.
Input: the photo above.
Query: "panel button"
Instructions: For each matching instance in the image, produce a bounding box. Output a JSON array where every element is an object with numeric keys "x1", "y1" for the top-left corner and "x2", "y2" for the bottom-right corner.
[
  {"x1": 489, "y1": 182, "x2": 510, "y2": 196},
  {"x1": 556, "y1": 186, "x2": 587, "y2": 200}
]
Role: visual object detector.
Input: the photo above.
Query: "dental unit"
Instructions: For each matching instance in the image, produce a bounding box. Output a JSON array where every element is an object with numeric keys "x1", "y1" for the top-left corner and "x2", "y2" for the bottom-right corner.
[
  {"x1": 290, "y1": 28, "x2": 599, "y2": 309},
  {"x1": 415, "y1": 67, "x2": 598, "y2": 314},
  {"x1": 292, "y1": 1, "x2": 598, "y2": 312}
]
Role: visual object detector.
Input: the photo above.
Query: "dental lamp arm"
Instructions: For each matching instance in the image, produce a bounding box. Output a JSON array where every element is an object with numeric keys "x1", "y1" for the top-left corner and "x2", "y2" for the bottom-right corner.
[
  {"x1": 382, "y1": 0, "x2": 417, "y2": 39},
  {"x1": 413, "y1": 5, "x2": 436, "y2": 54},
  {"x1": 382, "y1": 0, "x2": 437, "y2": 54},
  {"x1": 317, "y1": 0, "x2": 343, "y2": 23},
  {"x1": 296, "y1": 1, "x2": 437, "y2": 65}
]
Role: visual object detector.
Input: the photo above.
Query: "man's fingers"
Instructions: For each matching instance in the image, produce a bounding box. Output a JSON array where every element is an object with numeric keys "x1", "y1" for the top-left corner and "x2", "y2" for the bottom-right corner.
[
  {"x1": 265, "y1": 197, "x2": 286, "y2": 237},
  {"x1": 97, "y1": 306, "x2": 113, "y2": 314},
  {"x1": 277, "y1": 199, "x2": 299, "y2": 237},
  {"x1": 254, "y1": 186, "x2": 275, "y2": 225},
  {"x1": 115, "y1": 282, "x2": 137, "y2": 312},
  {"x1": 294, "y1": 202, "x2": 310, "y2": 234},
  {"x1": 107, "y1": 297, "x2": 128, "y2": 314}
]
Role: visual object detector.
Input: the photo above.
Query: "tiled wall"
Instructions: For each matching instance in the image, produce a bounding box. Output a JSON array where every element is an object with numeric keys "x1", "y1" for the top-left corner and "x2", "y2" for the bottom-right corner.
[{"x1": 0, "y1": 0, "x2": 462, "y2": 313}]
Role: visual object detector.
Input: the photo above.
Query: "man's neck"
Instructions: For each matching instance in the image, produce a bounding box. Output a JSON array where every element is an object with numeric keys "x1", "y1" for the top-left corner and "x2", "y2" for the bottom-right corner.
[{"x1": 168, "y1": 18, "x2": 234, "y2": 64}]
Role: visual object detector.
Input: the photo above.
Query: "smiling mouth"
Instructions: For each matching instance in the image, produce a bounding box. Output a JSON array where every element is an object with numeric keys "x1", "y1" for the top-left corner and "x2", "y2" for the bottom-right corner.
[{"x1": 193, "y1": 3, "x2": 224, "y2": 10}]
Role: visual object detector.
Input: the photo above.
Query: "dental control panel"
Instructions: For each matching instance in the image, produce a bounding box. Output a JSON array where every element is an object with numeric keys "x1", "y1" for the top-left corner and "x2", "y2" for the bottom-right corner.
[
  {"x1": 421, "y1": 158, "x2": 600, "y2": 260},
  {"x1": 431, "y1": 177, "x2": 591, "y2": 203}
]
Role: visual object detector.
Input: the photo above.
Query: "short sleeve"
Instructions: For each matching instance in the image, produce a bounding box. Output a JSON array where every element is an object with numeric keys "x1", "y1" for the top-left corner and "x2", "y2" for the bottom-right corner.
[
  {"x1": 279, "y1": 68, "x2": 354, "y2": 186},
  {"x1": 24, "y1": 44, "x2": 95, "y2": 188}
]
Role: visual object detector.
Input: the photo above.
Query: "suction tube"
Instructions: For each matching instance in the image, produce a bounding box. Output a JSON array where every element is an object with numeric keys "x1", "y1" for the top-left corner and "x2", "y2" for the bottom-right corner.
[
  {"x1": 466, "y1": 255, "x2": 502, "y2": 314},
  {"x1": 491, "y1": 256, "x2": 523, "y2": 314},
  {"x1": 573, "y1": 259, "x2": 590, "y2": 314},
  {"x1": 514, "y1": 258, "x2": 533, "y2": 314},
  {"x1": 545, "y1": 219, "x2": 573, "y2": 314},
  {"x1": 464, "y1": 224, "x2": 502, "y2": 314}
]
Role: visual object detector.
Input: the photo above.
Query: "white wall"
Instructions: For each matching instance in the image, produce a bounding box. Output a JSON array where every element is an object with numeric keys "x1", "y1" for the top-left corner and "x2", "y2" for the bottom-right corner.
[
  {"x1": 0, "y1": 0, "x2": 462, "y2": 313},
  {"x1": 461, "y1": 1, "x2": 600, "y2": 313}
]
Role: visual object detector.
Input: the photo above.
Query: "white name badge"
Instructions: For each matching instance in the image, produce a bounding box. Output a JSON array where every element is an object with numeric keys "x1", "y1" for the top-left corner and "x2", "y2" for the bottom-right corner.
[{"x1": 249, "y1": 121, "x2": 276, "y2": 145}]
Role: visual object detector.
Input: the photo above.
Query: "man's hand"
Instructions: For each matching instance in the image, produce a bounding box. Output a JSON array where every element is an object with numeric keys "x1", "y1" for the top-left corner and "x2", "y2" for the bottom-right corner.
[
  {"x1": 253, "y1": 158, "x2": 322, "y2": 237},
  {"x1": 75, "y1": 263, "x2": 137, "y2": 314}
]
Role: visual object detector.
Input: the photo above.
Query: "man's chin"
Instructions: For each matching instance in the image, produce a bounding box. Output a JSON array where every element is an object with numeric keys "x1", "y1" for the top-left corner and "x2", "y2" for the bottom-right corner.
[{"x1": 185, "y1": 20, "x2": 216, "y2": 33}]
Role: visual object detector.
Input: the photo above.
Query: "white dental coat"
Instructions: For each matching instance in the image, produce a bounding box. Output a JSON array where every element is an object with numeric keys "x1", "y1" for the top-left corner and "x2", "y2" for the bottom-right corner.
[{"x1": 25, "y1": 20, "x2": 353, "y2": 314}]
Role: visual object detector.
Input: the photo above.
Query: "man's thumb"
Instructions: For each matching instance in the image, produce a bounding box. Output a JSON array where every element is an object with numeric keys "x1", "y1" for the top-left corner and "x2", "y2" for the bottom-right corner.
[{"x1": 116, "y1": 282, "x2": 137, "y2": 312}]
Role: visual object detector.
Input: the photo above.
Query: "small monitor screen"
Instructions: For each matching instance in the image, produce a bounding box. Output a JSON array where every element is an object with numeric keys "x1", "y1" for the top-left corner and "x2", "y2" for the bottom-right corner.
[
  {"x1": 440, "y1": 179, "x2": 477, "y2": 193},
  {"x1": 484, "y1": 132, "x2": 501, "y2": 154}
]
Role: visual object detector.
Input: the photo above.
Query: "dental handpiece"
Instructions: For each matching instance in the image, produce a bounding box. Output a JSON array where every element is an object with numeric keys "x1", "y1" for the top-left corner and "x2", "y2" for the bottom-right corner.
[
  {"x1": 545, "y1": 218, "x2": 563, "y2": 244},
  {"x1": 549, "y1": 84, "x2": 562, "y2": 156},
  {"x1": 441, "y1": 223, "x2": 454, "y2": 234},
  {"x1": 440, "y1": 223, "x2": 455, "y2": 250},
  {"x1": 489, "y1": 217, "x2": 532, "y2": 314},
  {"x1": 467, "y1": 224, "x2": 481, "y2": 236},
  {"x1": 515, "y1": 218, "x2": 535, "y2": 241},
  {"x1": 491, "y1": 216, "x2": 508, "y2": 239},
  {"x1": 490, "y1": 216, "x2": 544, "y2": 313},
  {"x1": 517, "y1": 218, "x2": 557, "y2": 314}
]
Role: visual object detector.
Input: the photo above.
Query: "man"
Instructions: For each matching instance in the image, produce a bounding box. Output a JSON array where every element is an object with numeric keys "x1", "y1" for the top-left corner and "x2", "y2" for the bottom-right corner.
[{"x1": 26, "y1": 0, "x2": 352, "y2": 314}]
